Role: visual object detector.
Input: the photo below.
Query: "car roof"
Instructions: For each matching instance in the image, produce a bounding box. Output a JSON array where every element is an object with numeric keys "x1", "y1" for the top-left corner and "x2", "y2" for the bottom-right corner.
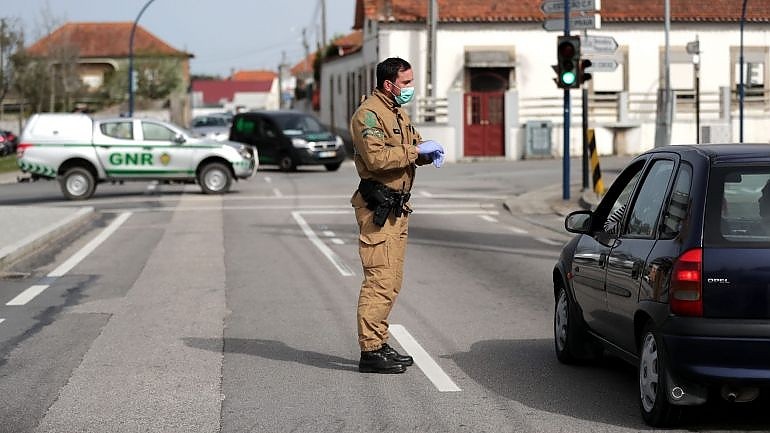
[{"x1": 648, "y1": 144, "x2": 770, "y2": 165}]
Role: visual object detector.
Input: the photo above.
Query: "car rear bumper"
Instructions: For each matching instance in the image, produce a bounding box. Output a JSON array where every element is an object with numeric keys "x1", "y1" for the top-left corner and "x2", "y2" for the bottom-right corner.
[{"x1": 662, "y1": 318, "x2": 770, "y2": 385}]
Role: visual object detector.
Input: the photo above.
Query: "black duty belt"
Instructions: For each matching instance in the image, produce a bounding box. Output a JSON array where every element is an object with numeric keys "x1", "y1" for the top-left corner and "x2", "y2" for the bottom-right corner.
[{"x1": 358, "y1": 179, "x2": 412, "y2": 226}]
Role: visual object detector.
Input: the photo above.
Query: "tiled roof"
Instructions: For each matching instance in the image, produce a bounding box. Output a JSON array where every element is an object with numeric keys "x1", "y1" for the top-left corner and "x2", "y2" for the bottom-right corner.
[
  {"x1": 354, "y1": 0, "x2": 770, "y2": 28},
  {"x1": 192, "y1": 80, "x2": 272, "y2": 105},
  {"x1": 27, "y1": 22, "x2": 191, "y2": 58},
  {"x1": 230, "y1": 70, "x2": 277, "y2": 81},
  {"x1": 291, "y1": 53, "x2": 316, "y2": 76}
]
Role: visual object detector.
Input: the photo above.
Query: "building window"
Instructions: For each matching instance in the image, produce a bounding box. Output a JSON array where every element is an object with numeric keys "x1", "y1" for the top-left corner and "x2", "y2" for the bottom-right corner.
[{"x1": 731, "y1": 46, "x2": 768, "y2": 104}]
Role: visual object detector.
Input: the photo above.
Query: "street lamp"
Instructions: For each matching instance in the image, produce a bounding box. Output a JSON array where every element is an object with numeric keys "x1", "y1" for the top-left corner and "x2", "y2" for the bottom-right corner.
[{"x1": 128, "y1": 0, "x2": 157, "y2": 117}]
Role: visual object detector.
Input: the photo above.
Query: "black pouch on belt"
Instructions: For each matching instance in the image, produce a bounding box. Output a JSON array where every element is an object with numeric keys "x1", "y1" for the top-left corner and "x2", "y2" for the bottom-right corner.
[{"x1": 358, "y1": 179, "x2": 395, "y2": 226}]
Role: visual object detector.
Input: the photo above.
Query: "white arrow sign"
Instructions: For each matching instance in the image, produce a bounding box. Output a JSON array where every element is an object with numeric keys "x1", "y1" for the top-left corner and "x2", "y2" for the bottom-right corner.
[
  {"x1": 543, "y1": 14, "x2": 601, "y2": 31},
  {"x1": 540, "y1": 0, "x2": 601, "y2": 14},
  {"x1": 581, "y1": 35, "x2": 618, "y2": 54},
  {"x1": 584, "y1": 58, "x2": 618, "y2": 72}
]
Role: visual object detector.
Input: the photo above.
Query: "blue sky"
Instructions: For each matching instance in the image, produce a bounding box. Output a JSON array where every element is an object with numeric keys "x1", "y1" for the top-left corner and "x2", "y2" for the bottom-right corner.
[{"x1": 0, "y1": 0, "x2": 357, "y2": 76}]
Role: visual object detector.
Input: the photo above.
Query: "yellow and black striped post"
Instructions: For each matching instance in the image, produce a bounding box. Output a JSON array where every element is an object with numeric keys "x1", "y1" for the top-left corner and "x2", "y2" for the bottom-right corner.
[{"x1": 587, "y1": 128, "x2": 604, "y2": 196}]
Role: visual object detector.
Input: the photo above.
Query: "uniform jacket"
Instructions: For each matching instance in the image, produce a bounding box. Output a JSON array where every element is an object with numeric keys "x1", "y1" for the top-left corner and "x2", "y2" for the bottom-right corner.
[{"x1": 350, "y1": 88, "x2": 430, "y2": 208}]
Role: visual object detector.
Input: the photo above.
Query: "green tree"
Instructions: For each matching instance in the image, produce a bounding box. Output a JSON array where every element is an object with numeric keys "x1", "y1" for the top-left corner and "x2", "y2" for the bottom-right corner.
[
  {"x1": 0, "y1": 18, "x2": 24, "y2": 107},
  {"x1": 135, "y1": 58, "x2": 182, "y2": 100}
]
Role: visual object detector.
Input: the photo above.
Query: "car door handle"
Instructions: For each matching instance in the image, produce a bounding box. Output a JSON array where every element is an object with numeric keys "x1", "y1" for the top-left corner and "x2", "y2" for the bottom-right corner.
[
  {"x1": 631, "y1": 261, "x2": 642, "y2": 280},
  {"x1": 598, "y1": 253, "x2": 607, "y2": 268}
]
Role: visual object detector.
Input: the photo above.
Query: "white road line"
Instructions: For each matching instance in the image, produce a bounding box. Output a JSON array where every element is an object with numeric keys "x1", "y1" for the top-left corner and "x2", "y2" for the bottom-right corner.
[
  {"x1": 6, "y1": 212, "x2": 132, "y2": 307},
  {"x1": 0, "y1": 318, "x2": 5, "y2": 325},
  {"x1": 419, "y1": 190, "x2": 433, "y2": 197},
  {"x1": 48, "y1": 212, "x2": 132, "y2": 278},
  {"x1": 103, "y1": 206, "x2": 501, "y2": 214},
  {"x1": 322, "y1": 230, "x2": 335, "y2": 237},
  {"x1": 389, "y1": 324, "x2": 461, "y2": 392},
  {"x1": 536, "y1": 237, "x2": 563, "y2": 246},
  {"x1": 264, "y1": 176, "x2": 272, "y2": 183},
  {"x1": 479, "y1": 215, "x2": 498, "y2": 223},
  {"x1": 291, "y1": 212, "x2": 355, "y2": 277},
  {"x1": 507, "y1": 226, "x2": 528, "y2": 234},
  {"x1": 331, "y1": 238, "x2": 344, "y2": 245},
  {"x1": 7, "y1": 285, "x2": 50, "y2": 306},
  {"x1": 273, "y1": 188, "x2": 283, "y2": 197}
]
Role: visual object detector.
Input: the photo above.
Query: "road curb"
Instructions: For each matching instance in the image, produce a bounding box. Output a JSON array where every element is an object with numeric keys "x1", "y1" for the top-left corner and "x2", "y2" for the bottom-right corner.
[{"x1": 0, "y1": 207, "x2": 97, "y2": 271}]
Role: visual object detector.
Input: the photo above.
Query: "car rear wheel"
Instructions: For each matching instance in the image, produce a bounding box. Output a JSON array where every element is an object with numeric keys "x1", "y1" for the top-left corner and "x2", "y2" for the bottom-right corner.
[
  {"x1": 554, "y1": 286, "x2": 599, "y2": 364},
  {"x1": 278, "y1": 154, "x2": 296, "y2": 172},
  {"x1": 198, "y1": 162, "x2": 232, "y2": 194},
  {"x1": 639, "y1": 324, "x2": 680, "y2": 427},
  {"x1": 59, "y1": 166, "x2": 96, "y2": 200}
]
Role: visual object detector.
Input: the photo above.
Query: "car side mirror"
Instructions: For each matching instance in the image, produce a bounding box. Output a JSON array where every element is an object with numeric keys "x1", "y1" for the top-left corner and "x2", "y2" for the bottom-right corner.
[
  {"x1": 174, "y1": 134, "x2": 186, "y2": 144},
  {"x1": 565, "y1": 210, "x2": 593, "y2": 234}
]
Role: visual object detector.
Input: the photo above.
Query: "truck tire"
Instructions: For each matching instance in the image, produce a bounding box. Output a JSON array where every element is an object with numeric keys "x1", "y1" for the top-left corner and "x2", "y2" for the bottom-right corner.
[
  {"x1": 59, "y1": 166, "x2": 96, "y2": 200},
  {"x1": 198, "y1": 162, "x2": 232, "y2": 194}
]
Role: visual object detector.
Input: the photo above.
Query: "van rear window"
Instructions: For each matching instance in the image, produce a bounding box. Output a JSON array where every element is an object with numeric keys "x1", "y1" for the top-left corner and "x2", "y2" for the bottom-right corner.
[{"x1": 705, "y1": 166, "x2": 770, "y2": 246}]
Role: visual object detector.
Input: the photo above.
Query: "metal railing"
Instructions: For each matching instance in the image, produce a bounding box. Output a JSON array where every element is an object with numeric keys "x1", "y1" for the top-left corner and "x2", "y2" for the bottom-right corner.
[{"x1": 415, "y1": 97, "x2": 449, "y2": 124}]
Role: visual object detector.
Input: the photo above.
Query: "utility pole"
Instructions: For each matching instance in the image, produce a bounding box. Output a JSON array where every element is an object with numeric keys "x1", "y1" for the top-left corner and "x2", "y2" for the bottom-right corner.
[
  {"x1": 654, "y1": 0, "x2": 672, "y2": 147},
  {"x1": 739, "y1": 0, "x2": 748, "y2": 142},
  {"x1": 278, "y1": 51, "x2": 287, "y2": 110},
  {"x1": 320, "y1": 0, "x2": 327, "y2": 48},
  {"x1": 426, "y1": 0, "x2": 438, "y2": 99}
]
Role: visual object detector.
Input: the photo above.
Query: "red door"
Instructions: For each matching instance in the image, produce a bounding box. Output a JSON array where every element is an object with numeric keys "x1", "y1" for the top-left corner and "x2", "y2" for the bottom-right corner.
[{"x1": 464, "y1": 92, "x2": 504, "y2": 156}]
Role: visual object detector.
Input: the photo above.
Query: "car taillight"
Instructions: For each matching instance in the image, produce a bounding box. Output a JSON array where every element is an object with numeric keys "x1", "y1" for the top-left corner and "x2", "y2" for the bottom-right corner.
[
  {"x1": 0, "y1": 135, "x2": 5, "y2": 142},
  {"x1": 670, "y1": 248, "x2": 703, "y2": 317},
  {"x1": 17, "y1": 142, "x2": 33, "y2": 158}
]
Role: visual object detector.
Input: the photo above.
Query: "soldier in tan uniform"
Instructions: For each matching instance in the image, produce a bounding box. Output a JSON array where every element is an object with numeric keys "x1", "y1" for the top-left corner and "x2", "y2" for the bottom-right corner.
[{"x1": 350, "y1": 57, "x2": 445, "y2": 374}]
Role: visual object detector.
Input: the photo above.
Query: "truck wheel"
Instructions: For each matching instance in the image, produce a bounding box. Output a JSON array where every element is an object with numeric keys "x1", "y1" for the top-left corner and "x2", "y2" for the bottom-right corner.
[
  {"x1": 278, "y1": 154, "x2": 296, "y2": 172},
  {"x1": 59, "y1": 167, "x2": 96, "y2": 200},
  {"x1": 324, "y1": 162, "x2": 342, "y2": 171},
  {"x1": 198, "y1": 162, "x2": 232, "y2": 194}
]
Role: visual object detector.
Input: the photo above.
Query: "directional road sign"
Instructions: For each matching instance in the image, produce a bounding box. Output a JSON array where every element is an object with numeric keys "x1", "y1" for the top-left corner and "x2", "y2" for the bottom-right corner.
[
  {"x1": 584, "y1": 58, "x2": 618, "y2": 72},
  {"x1": 540, "y1": 0, "x2": 601, "y2": 15},
  {"x1": 581, "y1": 35, "x2": 618, "y2": 54},
  {"x1": 543, "y1": 14, "x2": 601, "y2": 31}
]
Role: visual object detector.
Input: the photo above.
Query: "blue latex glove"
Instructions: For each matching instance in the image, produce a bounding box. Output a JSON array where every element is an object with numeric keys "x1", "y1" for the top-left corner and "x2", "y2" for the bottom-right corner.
[
  {"x1": 416, "y1": 140, "x2": 444, "y2": 155},
  {"x1": 431, "y1": 150, "x2": 445, "y2": 168}
]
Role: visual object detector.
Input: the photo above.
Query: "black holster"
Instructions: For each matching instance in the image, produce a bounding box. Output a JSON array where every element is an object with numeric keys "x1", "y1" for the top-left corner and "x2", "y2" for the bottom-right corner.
[{"x1": 358, "y1": 179, "x2": 411, "y2": 227}]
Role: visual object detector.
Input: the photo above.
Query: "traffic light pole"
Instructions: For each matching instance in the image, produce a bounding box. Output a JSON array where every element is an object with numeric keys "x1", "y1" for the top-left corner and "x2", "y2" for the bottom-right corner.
[
  {"x1": 562, "y1": 1, "x2": 571, "y2": 201},
  {"x1": 582, "y1": 87, "x2": 589, "y2": 190}
]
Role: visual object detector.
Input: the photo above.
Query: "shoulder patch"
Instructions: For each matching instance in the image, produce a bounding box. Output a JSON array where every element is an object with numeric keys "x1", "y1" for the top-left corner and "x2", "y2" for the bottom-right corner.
[
  {"x1": 364, "y1": 111, "x2": 378, "y2": 128},
  {"x1": 362, "y1": 128, "x2": 385, "y2": 139}
]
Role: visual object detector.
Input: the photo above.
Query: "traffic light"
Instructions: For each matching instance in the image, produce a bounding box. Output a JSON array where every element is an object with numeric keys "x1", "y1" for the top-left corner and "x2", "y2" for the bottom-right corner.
[
  {"x1": 579, "y1": 59, "x2": 593, "y2": 85},
  {"x1": 555, "y1": 36, "x2": 581, "y2": 89}
]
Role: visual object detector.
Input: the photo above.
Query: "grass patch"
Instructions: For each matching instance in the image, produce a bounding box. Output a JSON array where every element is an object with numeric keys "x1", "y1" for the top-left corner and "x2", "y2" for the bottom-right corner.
[{"x1": 0, "y1": 155, "x2": 19, "y2": 174}]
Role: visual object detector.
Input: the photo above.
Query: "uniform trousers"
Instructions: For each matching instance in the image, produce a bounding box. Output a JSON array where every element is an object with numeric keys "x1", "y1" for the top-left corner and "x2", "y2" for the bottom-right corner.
[{"x1": 355, "y1": 205, "x2": 409, "y2": 352}]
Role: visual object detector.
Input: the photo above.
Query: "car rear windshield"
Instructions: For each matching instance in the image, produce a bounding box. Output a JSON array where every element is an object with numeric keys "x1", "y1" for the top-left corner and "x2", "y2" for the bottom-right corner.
[{"x1": 705, "y1": 165, "x2": 770, "y2": 247}]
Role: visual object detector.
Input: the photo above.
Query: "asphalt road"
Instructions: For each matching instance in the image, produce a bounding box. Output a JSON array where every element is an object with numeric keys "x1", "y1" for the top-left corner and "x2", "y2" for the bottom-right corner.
[{"x1": 0, "y1": 159, "x2": 768, "y2": 432}]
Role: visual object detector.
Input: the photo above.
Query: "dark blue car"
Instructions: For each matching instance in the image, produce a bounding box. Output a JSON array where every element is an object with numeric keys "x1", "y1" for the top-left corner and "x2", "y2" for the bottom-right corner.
[{"x1": 553, "y1": 144, "x2": 770, "y2": 427}]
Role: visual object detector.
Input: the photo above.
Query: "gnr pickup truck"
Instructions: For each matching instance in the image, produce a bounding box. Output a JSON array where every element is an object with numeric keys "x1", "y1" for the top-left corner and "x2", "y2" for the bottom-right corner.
[{"x1": 17, "y1": 113, "x2": 256, "y2": 200}]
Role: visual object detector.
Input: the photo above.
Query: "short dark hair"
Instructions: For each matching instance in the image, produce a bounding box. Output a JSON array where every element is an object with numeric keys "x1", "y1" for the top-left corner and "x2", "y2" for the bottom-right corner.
[{"x1": 376, "y1": 57, "x2": 412, "y2": 90}]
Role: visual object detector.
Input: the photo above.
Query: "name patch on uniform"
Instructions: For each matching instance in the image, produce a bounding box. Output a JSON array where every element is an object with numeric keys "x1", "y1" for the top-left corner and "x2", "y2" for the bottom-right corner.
[{"x1": 362, "y1": 127, "x2": 385, "y2": 139}]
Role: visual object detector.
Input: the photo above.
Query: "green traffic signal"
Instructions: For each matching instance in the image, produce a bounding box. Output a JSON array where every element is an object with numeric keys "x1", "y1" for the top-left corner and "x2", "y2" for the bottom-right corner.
[
  {"x1": 561, "y1": 70, "x2": 577, "y2": 86},
  {"x1": 555, "y1": 36, "x2": 581, "y2": 89}
]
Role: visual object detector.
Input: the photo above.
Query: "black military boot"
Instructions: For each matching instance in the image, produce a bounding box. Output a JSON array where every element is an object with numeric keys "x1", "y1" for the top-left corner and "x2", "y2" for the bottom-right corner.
[
  {"x1": 359, "y1": 347, "x2": 407, "y2": 374},
  {"x1": 381, "y1": 343, "x2": 413, "y2": 366}
]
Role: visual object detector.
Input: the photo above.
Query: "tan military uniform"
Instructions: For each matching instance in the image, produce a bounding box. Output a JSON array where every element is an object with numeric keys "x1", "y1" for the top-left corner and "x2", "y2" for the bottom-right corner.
[{"x1": 350, "y1": 88, "x2": 430, "y2": 352}]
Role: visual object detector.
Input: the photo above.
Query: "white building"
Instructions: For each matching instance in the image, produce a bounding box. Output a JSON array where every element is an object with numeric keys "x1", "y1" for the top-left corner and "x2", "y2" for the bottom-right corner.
[{"x1": 320, "y1": 0, "x2": 770, "y2": 162}]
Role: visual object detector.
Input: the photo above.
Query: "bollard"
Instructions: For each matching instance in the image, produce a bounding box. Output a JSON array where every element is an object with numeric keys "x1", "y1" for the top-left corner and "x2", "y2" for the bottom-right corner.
[{"x1": 588, "y1": 128, "x2": 604, "y2": 196}]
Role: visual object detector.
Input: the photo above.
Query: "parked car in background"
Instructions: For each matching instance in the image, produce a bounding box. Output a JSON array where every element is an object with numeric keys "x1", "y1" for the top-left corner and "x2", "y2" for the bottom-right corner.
[
  {"x1": 191, "y1": 113, "x2": 232, "y2": 142},
  {"x1": 0, "y1": 130, "x2": 18, "y2": 156},
  {"x1": 553, "y1": 144, "x2": 770, "y2": 427},
  {"x1": 229, "y1": 111, "x2": 346, "y2": 172}
]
